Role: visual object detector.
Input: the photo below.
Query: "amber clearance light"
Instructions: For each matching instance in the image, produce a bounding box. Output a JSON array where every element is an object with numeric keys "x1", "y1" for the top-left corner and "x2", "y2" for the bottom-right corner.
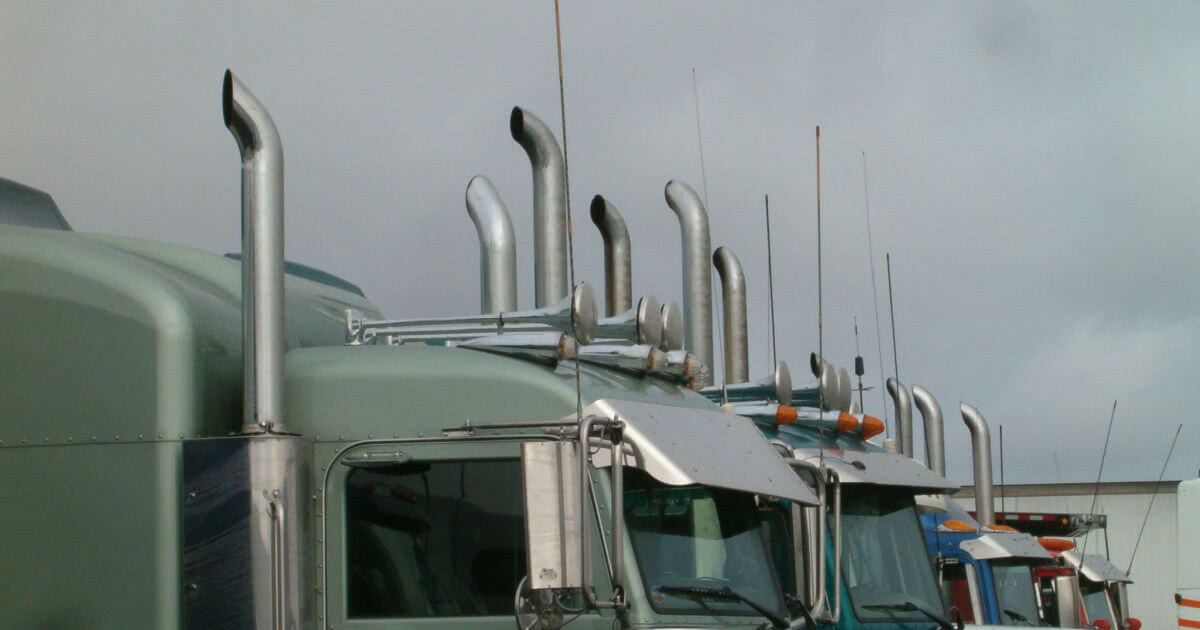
[
  {"x1": 859, "y1": 415, "x2": 885, "y2": 439},
  {"x1": 1038, "y1": 537, "x2": 1076, "y2": 552}
]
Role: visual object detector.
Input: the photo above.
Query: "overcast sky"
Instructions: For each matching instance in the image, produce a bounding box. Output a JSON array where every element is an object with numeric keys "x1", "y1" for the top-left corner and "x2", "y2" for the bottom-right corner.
[{"x1": 2, "y1": 1, "x2": 1196, "y2": 485}]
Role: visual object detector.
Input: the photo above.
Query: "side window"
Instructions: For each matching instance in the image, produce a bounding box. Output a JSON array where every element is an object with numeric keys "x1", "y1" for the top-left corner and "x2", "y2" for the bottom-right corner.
[
  {"x1": 345, "y1": 459, "x2": 526, "y2": 618},
  {"x1": 939, "y1": 560, "x2": 976, "y2": 623}
]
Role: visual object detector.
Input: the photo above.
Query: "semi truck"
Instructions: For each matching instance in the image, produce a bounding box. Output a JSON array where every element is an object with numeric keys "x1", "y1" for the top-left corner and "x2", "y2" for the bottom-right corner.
[
  {"x1": 0, "y1": 70, "x2": 829, "y2": 629},
  {"x1": 976, "y1": 510, "x2": 1139, "y2": 629}
]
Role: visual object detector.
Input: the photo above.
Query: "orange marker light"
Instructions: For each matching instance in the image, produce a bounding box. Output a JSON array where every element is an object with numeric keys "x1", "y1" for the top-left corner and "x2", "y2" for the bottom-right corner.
[
  {"x1": 859, "y1": 415, "x2": 884, "y2": 439},
  {"x1": 942, "y1": 519, "x2": 975, "y2": 532},
  {"x1": 988, "y1": 524, "x2": 1018, "y2": 533},
  {"x1": 837, "y1": 412, "x2": 859, "y2": 432},
  {"x1": 1038, "y1": 537, "x2": 1076, "y2": 552},
  {"x1": 776, "y1": 405, "x2": 799, "y2": 426}
]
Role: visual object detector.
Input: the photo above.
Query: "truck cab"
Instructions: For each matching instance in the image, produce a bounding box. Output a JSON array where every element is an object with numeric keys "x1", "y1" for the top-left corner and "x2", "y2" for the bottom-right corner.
[{"x1": 920, "y1": 497, "x2": 1054, "y2": 626}]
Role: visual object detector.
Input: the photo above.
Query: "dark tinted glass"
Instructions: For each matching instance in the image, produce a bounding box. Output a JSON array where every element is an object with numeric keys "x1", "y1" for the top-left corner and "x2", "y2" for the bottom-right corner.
[{"x1": 345, "y1": 459, "x2": 525, "y2": 618}]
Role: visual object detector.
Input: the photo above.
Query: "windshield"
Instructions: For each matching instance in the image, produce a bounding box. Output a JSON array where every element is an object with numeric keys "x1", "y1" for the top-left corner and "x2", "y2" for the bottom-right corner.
[
  {"x1": 990, "y1": 559, "x2": 1041, "y2": 625},
  {"x1": 623, "y1": 468, "x2": 785, "y2": 618},
  {"x1": 1081, "y1": 580, "x2": 1114, "y2": 624},
  {"x1": 841, "y1": 487, "x2": 947, "y2": 622}
]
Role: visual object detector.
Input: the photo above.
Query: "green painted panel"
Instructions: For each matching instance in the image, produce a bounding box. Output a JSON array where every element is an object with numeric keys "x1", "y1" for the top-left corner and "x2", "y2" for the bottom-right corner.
[
  {"x1": 0, "y1": 442, "x2": 181, "y2": 629},
  {"x1": 286, "y1": 345, "x2": 716, "y2": 442}
]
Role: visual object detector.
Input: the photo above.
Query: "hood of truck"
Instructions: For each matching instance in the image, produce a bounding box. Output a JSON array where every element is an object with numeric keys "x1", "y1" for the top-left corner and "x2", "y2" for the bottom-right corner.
[{"x1": 285, "y1": 344, "x2": 717, "y2": 441}]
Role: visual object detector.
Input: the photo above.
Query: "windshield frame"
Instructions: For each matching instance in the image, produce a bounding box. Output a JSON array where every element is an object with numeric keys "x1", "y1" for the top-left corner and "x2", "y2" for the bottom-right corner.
[
  {"x1": 838, "y1": 486, "x2": 949, "y2": 623},
  {"x1": 620, "y1": 467, "x2": 788, "y2": 619}
]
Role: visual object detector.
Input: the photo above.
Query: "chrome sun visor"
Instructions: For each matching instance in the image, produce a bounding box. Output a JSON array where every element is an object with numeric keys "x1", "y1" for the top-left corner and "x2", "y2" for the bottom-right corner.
[
  {"x1": 1061, "y1": 550, "x2": 1133, "y2": 583},
  {"x1": 960, "y1": 532, "x2": 1053, "y2": 561},
  {"x1": 581, "y1": 399, "x2": 817, "y2": 505},
  {"x1": 792, "y1": 448, "x2": 960, "y2": 493}
]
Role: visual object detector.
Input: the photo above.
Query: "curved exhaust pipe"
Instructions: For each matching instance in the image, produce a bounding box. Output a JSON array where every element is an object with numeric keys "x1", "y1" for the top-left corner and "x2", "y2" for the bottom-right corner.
[
  {"x1": 664, "y1": 180, "x2": 713, "y2": 380},
  {"x1": 712, "y1": 246, "x2": 748, "y2": 384},
  {"x1": 224, "y1": 70, "x2": 285, "y2": 434},
  {"x1": 961, "y1": 402, "x2": 994, "y2": 528},
  {"x1": 510, "y1": 107, "x2": 567, "y2": 308},
  {"x1": 589, "y1": 195, "x2": 632, "y2": 317},
  {"x1": 466, "y1": 176, "x2": 518, "y2": 314},
  {"x1": 911, "y1": 385, "x2": 945, "y2": 476},
  {"x1": 886, "y1": 378, "x2": 913, "y2": 458}
]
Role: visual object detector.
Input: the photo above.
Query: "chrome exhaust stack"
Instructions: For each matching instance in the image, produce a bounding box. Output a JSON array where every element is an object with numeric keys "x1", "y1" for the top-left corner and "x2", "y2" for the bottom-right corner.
[
  {"x1": 589, "y1": 195, "x2": 632, "y2": 317},
  {"x1": 510, "y1": 107, "x2": 567, "y2": 308},
  {"x1": 886, "y1": 378, "x2": 914, "y2": 458},
  {"x1": 961, "y1": 402, "x2": 995, "y2": 528},
  {"x1": 712, "y1": 246, "x2": 748, "y2": 384},
  {"x1": 466, "y1": 176, "x2": 518, "y2": 314},
  {"x1": 664, "y1": 180, "x2": 713, "y2": 382},
  {"x1": 912, "y1": 385, "x2": 945, "y2": 476},
  {"x1": 224, "y1": 70, "x2": 286, "y2": 435}
]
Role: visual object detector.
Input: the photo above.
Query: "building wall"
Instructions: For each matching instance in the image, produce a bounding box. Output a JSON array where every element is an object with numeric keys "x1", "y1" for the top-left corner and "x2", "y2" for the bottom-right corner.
[{"x1": 953, "y1": 481, "x2": 1177, "y2": 629}]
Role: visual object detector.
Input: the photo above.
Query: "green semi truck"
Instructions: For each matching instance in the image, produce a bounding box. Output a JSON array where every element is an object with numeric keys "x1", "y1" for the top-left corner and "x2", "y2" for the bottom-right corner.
[{"x1": 0, "y1": 71, "x2": 820, "y2": 629}]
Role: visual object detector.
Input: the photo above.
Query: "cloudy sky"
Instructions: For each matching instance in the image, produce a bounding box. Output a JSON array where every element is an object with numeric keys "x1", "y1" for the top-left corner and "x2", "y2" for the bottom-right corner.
[{"x1": 2, "y1": 1, "x2": 1196, "y2": 484}]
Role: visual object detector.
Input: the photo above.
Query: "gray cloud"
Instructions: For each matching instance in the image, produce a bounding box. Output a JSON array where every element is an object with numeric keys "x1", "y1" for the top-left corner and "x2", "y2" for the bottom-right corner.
[{"x1": 2, "y1": 0, "x2": 1197, "y2": 483}]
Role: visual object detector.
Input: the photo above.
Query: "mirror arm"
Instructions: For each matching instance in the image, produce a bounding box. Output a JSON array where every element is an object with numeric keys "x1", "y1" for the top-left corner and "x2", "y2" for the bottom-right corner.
[
  {"x1": 579, "y1": 416, "x2": 622, "y2": 611},
  {"x1": 609, "y1": 419, "x2": 626, "y2": 607},
  {"x1": 827, "y1": 467, "x2": 842, "y2": 623},
  {"x1": 789, "y1": 459, "x2": 828, "y2": 619}
]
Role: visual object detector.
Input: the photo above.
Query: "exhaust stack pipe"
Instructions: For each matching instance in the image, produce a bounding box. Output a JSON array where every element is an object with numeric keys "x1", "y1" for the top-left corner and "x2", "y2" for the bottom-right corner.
[
  {"x1": 510, "y1": 107, "x2": 567, "y2": 308},
  {"x1": 224, "y1": 70, "x2": 285, "y2": 434},
  {"x1": 911, "y1": 385, "x2": 945, "y2": 476},
  {"x1": 712, "y1": 246, "x2": 748, "y2": 384},
  {"x1": 961, "y1": 402, "x2": 994, "y2": 528},
  {"x1": 886, "y1": 378, "x2": 913, "y2": 458},
  {"x1": 466, "y1": 176, "x2": 518, "y2": 314},
  {"x1": 589, "y1": 195, "x2": 632, "y2": 316},
  {"x1": 664, "y1": 180, "x2": 713, "y2": 381}
]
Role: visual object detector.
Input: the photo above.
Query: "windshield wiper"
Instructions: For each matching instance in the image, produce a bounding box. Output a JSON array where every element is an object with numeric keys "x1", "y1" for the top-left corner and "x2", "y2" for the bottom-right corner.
[
  {"x1": 863, "y1": 601, "x2": 956, "y2": 629},
  {"x1": 1003, "y1": 608, "x2": 1035, "y2": 625},
  {"x1": 657, "y1": 585, "x2": 791, "y2": 629}
]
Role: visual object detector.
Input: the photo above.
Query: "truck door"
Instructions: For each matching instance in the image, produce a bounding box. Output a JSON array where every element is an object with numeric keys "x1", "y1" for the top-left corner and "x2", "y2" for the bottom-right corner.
[{"x1": 319, "y1": 440, "x2": 533, "y2": 629}]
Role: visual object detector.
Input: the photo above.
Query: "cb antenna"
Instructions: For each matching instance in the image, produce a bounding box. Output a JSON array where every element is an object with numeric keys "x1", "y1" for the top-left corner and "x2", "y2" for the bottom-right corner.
[
  {"x1": 765, "y1": 194, "x2": 778, "y2": 371},
  {"x1": 862, "y1": 151, "x2": 889, "y2": 427},
  {"x1": 815, "y1": 126, "x2": 825, "y2": 466},
  {"x1": 552, "y1": 0, "x2": 583, "y2": 419},
  {"x1": 853, "y1": 316, "x2": 865, "y2": 411},
  {"x1": 1081, "y1": 400, "x2": 1118, "y2": 560},
  {"x1": 1127, "y1": 423, "x2": 1182, "y2": 574}
]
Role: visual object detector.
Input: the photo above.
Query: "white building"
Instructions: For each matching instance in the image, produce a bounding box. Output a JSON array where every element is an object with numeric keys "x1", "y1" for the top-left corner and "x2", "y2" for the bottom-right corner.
[{"x1": 953, "y1": 480, "x2": 1177, "y2": 629}]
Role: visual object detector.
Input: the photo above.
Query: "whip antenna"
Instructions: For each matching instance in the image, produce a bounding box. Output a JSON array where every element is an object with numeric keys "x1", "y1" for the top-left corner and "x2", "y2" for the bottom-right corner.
[
  {"x1": 862, "y1": 152, "x2": 889, "y2": 426},
  {"x1": 886, "y1": 253, "x2": 899, "y2": 388},
  {"x1": 552, "y1": 0, "x2": 583, "y2": 418},
  {"x1": 853, "y1": 317, "x2": 865, "y2": 411},
  {"x1": 816, "y1": 127, "x2": 825, "y2": 465},
  {"x1": 1127, "y1": 423, "x2": 1182, "y2": 574},
  {"x1": 765, "y1": 194, "x2": 778, "y2": 370},
  {"x1": 1081, "y1": 400, "x2": 1118, "y2": 559}
]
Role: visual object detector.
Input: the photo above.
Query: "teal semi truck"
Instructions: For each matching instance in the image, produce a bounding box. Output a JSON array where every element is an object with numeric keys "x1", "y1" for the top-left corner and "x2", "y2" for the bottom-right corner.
[{"x1": 0, "y1": 71, "x2": 825, "y2": 629}]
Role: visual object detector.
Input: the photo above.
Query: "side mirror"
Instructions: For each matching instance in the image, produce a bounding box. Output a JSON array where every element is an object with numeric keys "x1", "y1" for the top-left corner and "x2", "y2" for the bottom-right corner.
[
  {"x1": 522, "y1": 441, "x2": 583, "y2": 590},
  {"x1": 1124, "y1": 619, "x2": 1141, "y2": 630},
  {"x1": 1092, "y1": 621, "x2": 1112, "y2": 630}
]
